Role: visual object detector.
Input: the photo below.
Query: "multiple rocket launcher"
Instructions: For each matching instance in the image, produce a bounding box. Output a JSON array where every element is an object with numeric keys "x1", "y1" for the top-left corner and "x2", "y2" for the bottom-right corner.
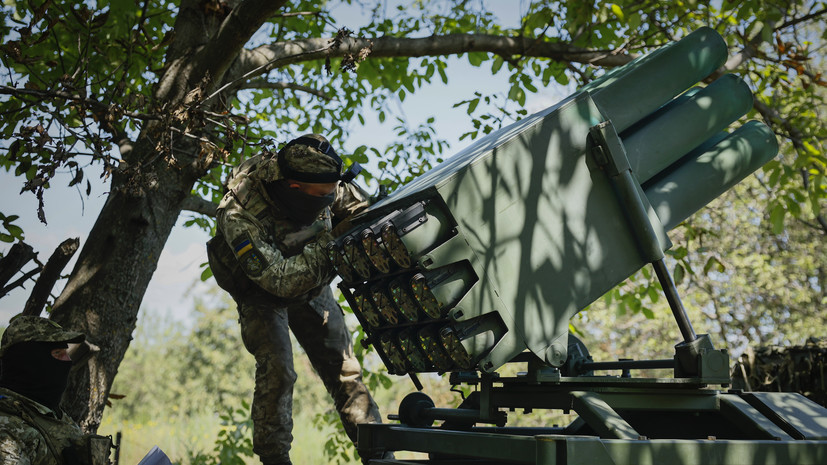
[{"x1": 326, "y1": 27, "x2": 778, "y2": 377}]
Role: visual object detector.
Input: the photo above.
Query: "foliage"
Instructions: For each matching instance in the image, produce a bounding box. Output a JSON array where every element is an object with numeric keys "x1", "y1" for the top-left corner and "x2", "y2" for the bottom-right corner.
[
  {"x1": 186, "y1": 403, "x2": 254, "y2": 465},
  {"x1": 677, "y1": 176, "x2": 826, "y2": 351},
  {"x1": 0, "y1": 0, "x2": 825, "y2": 437},
  {"x1": 314, "y1": 409, "x2": 360, "y2": 465},
  {"x1": 2, "y1": 1, "x2": 823, "y2": 233},
  {"x1": 106, "y1": 289, "x2": 255, "y2": 421},
  {"x1": 0, "y1": 212, "x2": 24, "y2": 244},
  {"x1": 102, "y1": 289, "x2": 357, "y2": 464}
]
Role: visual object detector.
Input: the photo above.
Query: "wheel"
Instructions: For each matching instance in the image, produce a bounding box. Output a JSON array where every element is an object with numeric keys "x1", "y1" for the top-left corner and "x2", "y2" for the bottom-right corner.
[{"x1": 398, "y1": 391, "x2": 435, "y2": 428}]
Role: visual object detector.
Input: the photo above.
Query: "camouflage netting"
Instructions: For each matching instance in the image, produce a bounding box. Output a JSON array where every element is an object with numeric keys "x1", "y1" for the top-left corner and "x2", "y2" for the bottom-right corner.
[{"x1": 731, "y1": 337, "x2": 827, "y2": 407}]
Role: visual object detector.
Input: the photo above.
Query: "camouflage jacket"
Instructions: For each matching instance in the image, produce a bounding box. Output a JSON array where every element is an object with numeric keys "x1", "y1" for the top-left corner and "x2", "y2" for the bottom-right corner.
[
  {"x1": 210, "y1": 151, "x2": 369, "y2": 301},
  {"x1": 0, "y1": 387, "x2": 83, "y2": 465}
]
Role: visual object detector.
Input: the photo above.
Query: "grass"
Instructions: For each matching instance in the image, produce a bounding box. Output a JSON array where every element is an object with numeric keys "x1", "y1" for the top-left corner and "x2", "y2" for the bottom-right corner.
[{"x1": 99, "y1": 409, "x2": 345, "y2": 465}]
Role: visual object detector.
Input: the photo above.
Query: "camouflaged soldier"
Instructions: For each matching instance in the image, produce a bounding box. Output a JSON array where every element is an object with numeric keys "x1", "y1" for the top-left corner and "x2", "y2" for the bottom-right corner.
[
  {"x1": 207, "y1": 134, "x2": 385, "y2": 465},
  {"x1": 0, "y1": 315, "x2": 112, "y2": 465}
]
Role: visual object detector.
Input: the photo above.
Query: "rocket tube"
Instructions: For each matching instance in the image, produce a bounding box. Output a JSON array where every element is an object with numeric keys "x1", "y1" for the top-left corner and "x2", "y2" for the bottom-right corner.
[
  {"x1": 622, "y1": 74, "x2": 754, "y2": 184},
  {"x1": 588, "y1": 27, "x2": 728, "y2": 132},
  {"x1": 644, "y1": 121, "x2": 779, "y2": 231}
]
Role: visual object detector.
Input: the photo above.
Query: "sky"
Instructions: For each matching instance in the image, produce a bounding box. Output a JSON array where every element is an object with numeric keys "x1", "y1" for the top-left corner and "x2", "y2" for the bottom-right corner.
[{"x1": 0, "y1": 3, "x2": 570, "y2": 327}]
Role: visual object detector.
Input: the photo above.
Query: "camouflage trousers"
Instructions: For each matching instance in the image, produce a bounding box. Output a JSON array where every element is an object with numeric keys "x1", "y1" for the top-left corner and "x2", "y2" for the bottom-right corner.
[{"x1": 236, "y1": 286, "x2": 382, "y2": 463}]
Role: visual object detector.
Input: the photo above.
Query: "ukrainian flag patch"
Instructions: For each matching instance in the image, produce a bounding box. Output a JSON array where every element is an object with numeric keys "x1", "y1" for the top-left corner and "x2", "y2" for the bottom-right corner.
[
  {"x1": 234, "y1": 239, "x2": 253, "y2": 257},
  {"x1": 232, "y1": 236, "x2": 267, "y2": 277}
]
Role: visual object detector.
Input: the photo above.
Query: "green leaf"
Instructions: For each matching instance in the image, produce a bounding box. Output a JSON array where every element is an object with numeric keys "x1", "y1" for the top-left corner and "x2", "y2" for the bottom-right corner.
[
  {"x1": 437, "y1": 65, "x2": 448, "y2": 84},
  {"x1": 703, "y1": 257, "x2": 725, "y2": 275},
  {"x1": 467, "y1": 52, "x2": 486, "y2": 67},
  {"x1": 646, "y1": 285, "x2": 660, "y2": 303},
  {"x1": 7, "y1": 224, "x2": 23, "y2": 239},
  {"x1": 769, "y1": 203, "x2": 786, "y2": 234},
  {"x1": 673, "y1": 264, "x2": 685, "y2": 285},
  {"x1": 491, "y1": 55, "x2": 504, "y2": 74},
  {"x1": 610, "y1": 4, "x2": 624, "y2": 20},
  {"x1": 467, "y1": 97, "x2": 480, "y2": 114}
]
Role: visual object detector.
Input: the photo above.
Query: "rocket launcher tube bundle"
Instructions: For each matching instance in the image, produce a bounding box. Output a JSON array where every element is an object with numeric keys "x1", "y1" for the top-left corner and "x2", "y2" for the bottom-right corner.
[{"x1": 330, "y1": 28, "x2": 779, "y2": 375}]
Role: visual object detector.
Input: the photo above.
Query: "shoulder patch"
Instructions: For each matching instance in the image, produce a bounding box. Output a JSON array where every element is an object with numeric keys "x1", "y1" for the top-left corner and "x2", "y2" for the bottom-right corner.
[
  {"x1": 233, "y1": 238, "x2": 254, "y2": 257},
  {"x1": 232, "y1": 237, "x2": 268, "y2": 277}
]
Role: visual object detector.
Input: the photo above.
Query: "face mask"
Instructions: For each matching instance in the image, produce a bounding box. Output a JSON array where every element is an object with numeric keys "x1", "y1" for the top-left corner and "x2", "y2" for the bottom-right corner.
[
  {"x1": 266, "y1": 180, "x2": 335, "y2": 225},
  {"x1": 0, "y1": 341, "x2": 73, "y2": 412}
]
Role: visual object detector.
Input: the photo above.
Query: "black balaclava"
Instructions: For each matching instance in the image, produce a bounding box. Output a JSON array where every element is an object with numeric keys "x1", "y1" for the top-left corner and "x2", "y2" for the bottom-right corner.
[
  {"x1": 266, "y1": 180, "x2": 335, "y2": 225},
  {"x1": 0, "y1": 341, "x2": 73, "y2": 411}
]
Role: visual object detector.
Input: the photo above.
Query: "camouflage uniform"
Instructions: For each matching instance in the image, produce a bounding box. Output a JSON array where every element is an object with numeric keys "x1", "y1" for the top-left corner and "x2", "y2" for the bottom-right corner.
[
  {"x1": 0, "y1": 387, "x2": 84, "y2": 465},
  {"x1": 207, "y1": 136, "x2": 382, "y2": 464},
  {"x1": 0, "y1": 316, "x2": 111, "y2": 465}
]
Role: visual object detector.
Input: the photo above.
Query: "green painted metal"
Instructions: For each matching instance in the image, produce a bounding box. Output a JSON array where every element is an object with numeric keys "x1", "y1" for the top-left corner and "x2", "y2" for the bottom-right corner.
[
  {"x1": 350, "y1": 92, "x2": 673, "y2": 373},
  {"x1": 622, "y1": 73, "x2": 755, "y2": 184},
  {"x1": 347, "y1": 26, "x2": 822, "y2": 462},
  {"x1": 585, "y1": 26, "x2": 728, "y2": 132},
  {"x1": 742, "y1": 392, "x2": 827, "y2": 440},
  {"x1": 644, "y1": 120, "x2": 778, "y2": 230},
  {"x1": 331, "y1": 27, "x2": 777, "y2": 377},
  {"x1": 569, "y1": 391, "x2": 639, "y2": 439},
  {"x1": 541, "y1": 436, "x2": 827, "y2": 465},
  {"x1": 359, "y1": 383, "x2": 827, "y2": 464}
]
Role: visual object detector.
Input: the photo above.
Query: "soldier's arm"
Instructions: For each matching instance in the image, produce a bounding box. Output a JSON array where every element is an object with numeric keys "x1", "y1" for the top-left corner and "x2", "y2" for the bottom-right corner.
[
  {"x1": 217, "y1": 204, "x2": 333, "y2": 299},
  {"x1": 331, "y1": 181, "x2": 370, "y2": 220},
  {"x1": 0, "y1": 426, "x2": 37, "y2": 465}
]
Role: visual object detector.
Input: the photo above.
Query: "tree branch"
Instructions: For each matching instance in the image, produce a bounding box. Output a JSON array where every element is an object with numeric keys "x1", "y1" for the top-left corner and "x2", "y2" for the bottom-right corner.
[
  {"x1": 0, "y1": 85, "x2": 161, "y2": 123},
  {"x1": 236, "y1": 33, "x2": 633, "y2": 80},
  {"x1": 723, "y1": 27, "x2": 770, "y2": 71},
  {"x1": 182, "y1": 195, "x2": 218, "y2": 217},
  {"x1": 22, "y1": 238, "x2": 79, "y2": 317},
  {"x1": 195, "y1": 0, "x2": 290, "y2": 90},
  {"x1": 752, "y1": 97, "x2": 827, "y2": 235},
  {"x1": 775, "y1": 7, "x2": 827, "y2": 31},
  {"x1": 0, "y1": 242, "x2": 37, "y2": 292},
  {"x1": 240, "y1": 79, "x2": 330, "y2": 99},
  {"x1": 0, "y1": 268, "x2": 41, "y2": 299}
]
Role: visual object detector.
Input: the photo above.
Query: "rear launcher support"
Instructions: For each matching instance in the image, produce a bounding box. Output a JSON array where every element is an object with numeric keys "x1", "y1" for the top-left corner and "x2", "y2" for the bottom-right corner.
[{"x1": 323, "y1": 28, "x2": 827, "y2": 463}]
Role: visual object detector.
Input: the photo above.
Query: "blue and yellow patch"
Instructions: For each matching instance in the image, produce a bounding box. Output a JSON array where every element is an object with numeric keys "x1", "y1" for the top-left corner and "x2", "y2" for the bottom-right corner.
[
  {"x1": 234, "y1": 239, "x2": 253, "y2": 257},
  {"x1": 232, "y1": 237, "x2": 267, "y2": 277}
]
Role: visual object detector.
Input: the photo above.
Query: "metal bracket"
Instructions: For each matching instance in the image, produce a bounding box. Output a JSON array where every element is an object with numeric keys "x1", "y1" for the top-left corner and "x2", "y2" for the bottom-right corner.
[{"x1": 589, "y1": 121, "x2": 711, "y2": 375}]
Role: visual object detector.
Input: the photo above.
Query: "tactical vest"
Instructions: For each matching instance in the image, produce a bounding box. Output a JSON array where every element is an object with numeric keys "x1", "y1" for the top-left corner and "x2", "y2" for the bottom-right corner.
[{"x1": 0, "y1": 392, "x2": 112, "y2": 465}]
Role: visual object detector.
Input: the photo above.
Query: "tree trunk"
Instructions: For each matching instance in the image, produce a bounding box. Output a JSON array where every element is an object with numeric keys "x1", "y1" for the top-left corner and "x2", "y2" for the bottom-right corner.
[
  {"x1": 50, "y1": 137, "x2": 201, "y2": 431},
  {"x1": 44, "y1": 0, "x2": 282, "y2": 430}
]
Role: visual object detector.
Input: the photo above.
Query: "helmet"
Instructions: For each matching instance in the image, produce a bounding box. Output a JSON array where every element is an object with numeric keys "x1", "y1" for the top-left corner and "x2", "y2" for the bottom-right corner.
[{"x1": 278, "y1": 134, "x2": 343, "y2": 183}]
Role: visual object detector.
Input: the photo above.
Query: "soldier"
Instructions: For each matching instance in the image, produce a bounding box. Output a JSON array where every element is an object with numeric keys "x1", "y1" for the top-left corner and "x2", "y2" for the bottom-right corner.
[
  {"x1": 0, "y1": 315, "x2": 112, "y2": 465},
  {"x1": 207, "y1": 134, "x2": 386, "y2": 465}
]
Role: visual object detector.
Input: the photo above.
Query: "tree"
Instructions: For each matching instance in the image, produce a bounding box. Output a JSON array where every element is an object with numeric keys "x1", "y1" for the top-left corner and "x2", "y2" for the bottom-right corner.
[{"x1": 0, "y1": 0, "x2": 824, "y2": 432}]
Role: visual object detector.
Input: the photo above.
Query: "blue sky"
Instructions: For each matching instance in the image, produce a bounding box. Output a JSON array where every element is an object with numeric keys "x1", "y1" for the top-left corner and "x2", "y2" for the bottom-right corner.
[{"x1": 0, "y1": 3, "x2": 568, "y2": 326}]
